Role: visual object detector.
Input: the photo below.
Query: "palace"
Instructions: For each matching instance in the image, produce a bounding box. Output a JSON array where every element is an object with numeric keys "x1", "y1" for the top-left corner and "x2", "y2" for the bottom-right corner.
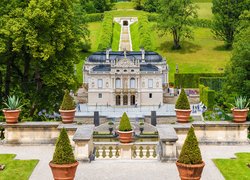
[{"x1": 83, "y1": 49, "x2": 168, "y2": 106}]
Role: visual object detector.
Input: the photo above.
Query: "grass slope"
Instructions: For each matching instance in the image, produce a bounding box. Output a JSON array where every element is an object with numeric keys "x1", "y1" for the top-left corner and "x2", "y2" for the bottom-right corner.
[
  {"x1": 0, "y1": 154, "x2": 38, "y2": 180},
  {"x1": 112, "y1": 22, "x2": 121, "y2": 51},
  {"x1": 130, "y1": 22, "x2": 140, "y2": 51},
  {"x1": 196, "y1": 3, "x2": 213, "y2": 19},
  {"x1": 114, "y1": 2, "x2": 134, "y2": 10},
  {"x1": 213, "y1": 153, "x2": 250, "y2": 180}
]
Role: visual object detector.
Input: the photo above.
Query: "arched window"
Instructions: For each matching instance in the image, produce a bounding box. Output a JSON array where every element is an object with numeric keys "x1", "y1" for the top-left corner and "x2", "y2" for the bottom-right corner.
[
  {"x1": 130, "y1": 78, "x2": 135, "y2": 88},
  {"x1": 116, "y1": 78, "x2": 121, "y2": 88},
  {"x1": 116, "y1": 95, "x2": 121, "y2": 105}
]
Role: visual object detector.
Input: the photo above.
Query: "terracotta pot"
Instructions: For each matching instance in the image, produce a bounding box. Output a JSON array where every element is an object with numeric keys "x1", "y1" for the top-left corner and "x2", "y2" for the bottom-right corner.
[
  {"x1": 175, "y1": 109, "x2": 191, "y2": 123},
  {"x1": 231, "y1": 108, "x2": 249, "y2": 123},
  {"x1": 176, "y1": 161, "x2": 205, "y2": 180},
  {"x1": 49, "y1": 161, "x2": 78, "y2": 180},
  {"x1": 59, "y1": 109, "x2": 76, "y2": 124},
  {"x1": 2, "y1": 109, "x2": 21, "y2": 124},
  {"x1": 117, "y1": 130, "x2": 133, "y2": 143}
]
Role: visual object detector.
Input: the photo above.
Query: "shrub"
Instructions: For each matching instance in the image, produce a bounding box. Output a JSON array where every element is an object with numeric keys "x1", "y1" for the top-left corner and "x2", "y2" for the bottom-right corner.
[
  {"x1": 174, "y1": 73, "x2": 224, "y2": 88},
  {"x1": 175, "y1": 89, "x2": 190, "y2": 109},
  {"x1": 85, "y1": 13, "x2": 104, "y2": 22},
  {"x1": 199, "y1": 85, "x2": 215, "y2": 110},
  {"x1": 199, "y1": 77, "x2": 226, "y2": 91},
  {"x1": 60, "y1": 90, "x2": 75, "y2": 110},
  {"x1": 118, "y1": 112, "x2": 132, "y2": 131},
  {"x1": 178, "y1": 126, "x2": 202, "y2": 164},
  {"x1": 52, "y1": 128, "x2": 76, "y2": 164},
  {"x1": 138, "y1": 16, "x2": 152, "y2": 50},
  {"x1": 98, "y1": 12, "x2": 113, "y2": 50}
]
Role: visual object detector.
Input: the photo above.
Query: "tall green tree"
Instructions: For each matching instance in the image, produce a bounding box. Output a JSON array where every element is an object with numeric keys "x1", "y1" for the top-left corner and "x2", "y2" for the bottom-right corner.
[
  {"x1": 224, "y1": 17, "x2": 250, "y2": 97},
  {"x1": 212, "y1": 0, "x2": 250, "y2": 49},
  {"x1": 0, "y1": 0, "x2": 89, "y2": 117},
  {"x1": 157, "y1": 0, "x2": 198, "y2": 49}
]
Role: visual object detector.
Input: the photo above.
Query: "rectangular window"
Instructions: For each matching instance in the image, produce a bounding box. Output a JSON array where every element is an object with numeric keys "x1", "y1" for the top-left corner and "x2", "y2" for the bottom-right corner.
[
  {"x1": 98, "y1": 79, "x2": 103, "y2": 88},
  {"x1": 98, "y1": 93, "x2": 102, "y2": 98},
  {"x1": 149, "y1": 93, "x2": 152, "y2": 98},
  {"x1": 148, "y1": 79, "x2": 153, "y2": 88}
]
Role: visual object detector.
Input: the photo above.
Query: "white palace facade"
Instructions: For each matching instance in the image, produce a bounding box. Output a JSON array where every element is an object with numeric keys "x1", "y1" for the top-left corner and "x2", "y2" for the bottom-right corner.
[{"x1": 83, "y1": 50, "x2": 168, "y2": 106}]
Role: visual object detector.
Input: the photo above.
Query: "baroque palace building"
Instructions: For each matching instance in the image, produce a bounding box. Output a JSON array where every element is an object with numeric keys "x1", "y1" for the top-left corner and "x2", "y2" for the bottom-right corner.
[{"x1": 83, "y1": 49, "x2": 168, "y2": 106}]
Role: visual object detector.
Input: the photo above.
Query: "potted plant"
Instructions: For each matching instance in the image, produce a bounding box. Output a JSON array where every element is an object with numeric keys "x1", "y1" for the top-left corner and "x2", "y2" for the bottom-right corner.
[
  {"x1": 139, "y1": 121, "x2": 144, "y2": 134},
  {"x1": 117, "y1": 112, "x2": 133, "y2": 143},
  {"x1": 108, "y1": 121, "x2": 114, "y2": 134},
  {"x1": 49, "y1": 128, "x2": 78, "y2": 180},
  {"x1": 231, "y1": 96, "x2": 249, "y2": 123},
  {"x1": 175, "y1": 88, "x2": 191, "y2": 123},
  {"x1": 176, "y1": 126, "x2": 205, "y2": 180},
  {"x1": 59, "y1": 90, "x2": 76, "y2": 124},
  {"x1": 2, "y1": 95, "x2": 23, "y2": 124}
]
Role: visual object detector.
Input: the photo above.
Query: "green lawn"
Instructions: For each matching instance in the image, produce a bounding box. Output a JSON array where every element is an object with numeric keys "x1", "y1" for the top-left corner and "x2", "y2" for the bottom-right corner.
[
  {"x1": 0, "y1": 154, "x2": 38, "y2": 180},
  {"x1": 196, "y1": 3, "x2": 213, "y2": 19},
  {"x1": 112, "y1": 22, "x2": 121, "y2": 51},
  {"x1": 76, "y1": 21, "x2": 102, "y2": 83},
  {"x1": 77, "y1": 4, "x2": 230, "y2": 83},
  {"x1": 213, "y1": 153, "x2": 250, "y2": 180},
  {"x1": 114, "y1": 2, "x2": 135, "y2": 10}
]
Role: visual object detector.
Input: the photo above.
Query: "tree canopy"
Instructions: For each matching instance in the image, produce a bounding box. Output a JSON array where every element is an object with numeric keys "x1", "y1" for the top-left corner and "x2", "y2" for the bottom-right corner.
[
  {"x1": 0, "y1": 0, "x2": 89, "y2": 118},
  {"x1": 224, "y1": 15, "x2": 250, "y2": 98},
  {"x1": 157, "y1": 0, "x2": 198, "y2": 49},
  {"x1": 212, "y1": 0, "x2": 250, "y2": 49}
]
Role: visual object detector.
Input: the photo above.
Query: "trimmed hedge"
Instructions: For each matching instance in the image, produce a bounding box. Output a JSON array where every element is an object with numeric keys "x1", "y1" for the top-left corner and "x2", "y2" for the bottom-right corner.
[
  {"x1": 138, "y1": 16, "x2": 152, "y2": 50},
  {"x1": 174, "y1": 73, "x2": 224, "y2": 88},
  {"x1": 60, "y1": 90, "x2": 75, "y2": 110},
  {"x1": 52, "y1": 128, "x2": 76, "y2": 164},
  {"x1": 199, "y1": 77, "x2": 225, "y2": 91},
  {"x1": 85, "y1": 13, "x2": 104, "y2": 22},
  {"x1": 178, "y1": 126, "x2": 202, "y2": 164},
  {"x1": 175, "y1": 88, "x2": 190, "y2": 109},
  {"x1": 199, "y1": 84, "x2": 215, "y2": 110},
  {"x1": 98, "y1": 12, "x2": 114, "y2": 50},
  {"x1": 119, "y1": 112, "x2": 132, "y2": 131}
]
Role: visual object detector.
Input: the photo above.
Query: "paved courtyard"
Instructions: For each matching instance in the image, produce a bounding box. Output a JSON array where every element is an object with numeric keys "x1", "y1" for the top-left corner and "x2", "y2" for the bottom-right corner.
[
  {"x1": 0, "y1": 145, "x2": 249, "y2": 180},
  {"x1": 76, "y1": 104, "x2": 203, "y2": 119}
]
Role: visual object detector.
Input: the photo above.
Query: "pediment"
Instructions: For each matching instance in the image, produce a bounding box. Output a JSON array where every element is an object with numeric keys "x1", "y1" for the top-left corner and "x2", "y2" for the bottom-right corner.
[{"x1": 115, "y1": 58, "x2": 137, "y2": 68}]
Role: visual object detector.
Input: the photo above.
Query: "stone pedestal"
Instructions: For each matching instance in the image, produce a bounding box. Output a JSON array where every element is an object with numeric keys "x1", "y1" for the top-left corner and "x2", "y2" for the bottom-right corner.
[{"x1": 120, "y1": 143, "x2": 133, "y2": 160}]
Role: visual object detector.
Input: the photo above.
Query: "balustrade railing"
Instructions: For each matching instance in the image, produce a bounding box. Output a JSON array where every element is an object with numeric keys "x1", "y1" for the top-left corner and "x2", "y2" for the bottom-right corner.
[{"x1": 93, "y1": 142, "x2": 158, "y2": 160}]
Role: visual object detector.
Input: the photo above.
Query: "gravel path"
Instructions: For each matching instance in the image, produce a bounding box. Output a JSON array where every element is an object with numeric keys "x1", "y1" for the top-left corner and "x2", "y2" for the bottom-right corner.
[{"x1": 0, "y1": 145, "x2": 249, "y2": 180}]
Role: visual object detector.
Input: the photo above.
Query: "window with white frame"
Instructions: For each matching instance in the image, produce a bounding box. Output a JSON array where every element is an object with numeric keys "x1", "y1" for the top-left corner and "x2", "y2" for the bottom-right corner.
[
  {"x1": 116, "y1": 78, "x2": 121, "y2": 88},
  {"x1": 130, "y1": 78, "x2": 135, "y2": 88},
  {"x1": 98, "y1": 79, "x2": 103, "y2": 88},
  {"x1": 148, "y1": 79, "x2": 153, "y2": 88}
]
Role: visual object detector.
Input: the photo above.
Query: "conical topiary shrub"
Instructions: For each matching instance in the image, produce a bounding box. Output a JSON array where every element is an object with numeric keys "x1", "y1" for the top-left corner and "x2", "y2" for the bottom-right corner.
[
  {"x1": 49, "y1": 128, "x2": 78, "y2": 180},
  {"x1": 176, "y1": 126, "x2": 205, "y2": 180},
  {"x1": 178, "y1": 126, "x2": 202, "y2": 164},
  {"x1": 52, "y1": 128, "x2": 76, "y2": 164},
  {"x1": 60, "y1": 90, "x2": 75, "y2": 110},
  {"x1": 175, "y1": 89, "x2": 191, "y2": 123},
  {"x1": 175, "y1": 88, "x2": 190, "y2": 110},
  {"x1": 118, "y1": 112, "x2": 133, "y2": 143},
  {"x1": 119, "y1": 112, "x2": 132, "y2": 131},
  {"x1": 59, "y1": 90, "x2": 76, "y2": 123}
]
